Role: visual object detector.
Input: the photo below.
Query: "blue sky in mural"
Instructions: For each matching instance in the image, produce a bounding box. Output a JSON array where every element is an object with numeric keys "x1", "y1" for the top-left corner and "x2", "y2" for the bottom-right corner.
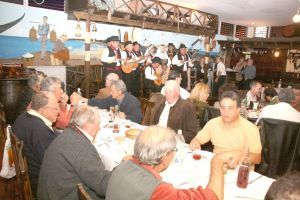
[{"x1": 0, "y1": 35, "x2": 86, "y2": 58}]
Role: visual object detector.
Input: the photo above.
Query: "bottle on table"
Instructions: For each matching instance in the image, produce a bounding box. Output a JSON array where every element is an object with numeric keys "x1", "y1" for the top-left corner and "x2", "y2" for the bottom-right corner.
[
  {"x1": 77, "y1": 88, "x2": 86, "y2": 105},
  {"x1": 278, "y1": 79, "x2": 282, "y2": 89},
  {"x1": 109, "y1": 106, "x2": 114, "y2": 123},
  {"x1": 175, "y1": 129, "x2": 185, "y2": 144},
  {"x1": 236, "y1": 148, "x2": 251, "y2": 188}
]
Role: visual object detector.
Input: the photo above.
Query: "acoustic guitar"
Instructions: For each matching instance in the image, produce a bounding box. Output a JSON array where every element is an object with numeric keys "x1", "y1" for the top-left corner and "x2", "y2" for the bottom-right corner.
[{"x1": 121, "y1": 62, "x2": 139, "y2": 74}]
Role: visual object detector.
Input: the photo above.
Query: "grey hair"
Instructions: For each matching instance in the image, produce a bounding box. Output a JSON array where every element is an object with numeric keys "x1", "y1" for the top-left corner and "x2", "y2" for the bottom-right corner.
[
  {"x1": 249, "y1": 80, "x2": 261, "y2": 89},
  {"x1": 31, "y1": 91, "x2": 52, "y2": 110},
  {"x1": 40, "y1": 77, "x2": 61, "y2": 92},
  {"x1": 27, "y1": 74, "x2": 40, "y2": 88},
  {"x1": 164, "y1": 80, "x2": 180, "y2": 94},
  {"x1": 110, "y1": 79, "x2": 127, "y2": 93},
  {"x1": 134, "y1": 126, "x2": 177, "y2": 166},
  {"x1": 278, "y1": 88, "x2": 295, "y2": 104},
  {"x1": 70, "y1": 105, "x2": 99, "y2": 128}
]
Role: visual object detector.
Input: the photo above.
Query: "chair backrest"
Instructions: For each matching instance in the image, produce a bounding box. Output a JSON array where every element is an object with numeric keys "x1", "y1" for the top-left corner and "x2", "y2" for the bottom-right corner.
[
  {"x1": 10, "y1": 131, "x2": 33, "y2": 200},
  {"x1": 199, "y1": 106, "x2": 221, "y2": 129},
  {"x1": 0, "y1": 102, "x2": 6, "y2": 143},
  {"x1": 255, "y1": 118, "x2": 300, "y2": 179},
  {"x1": 138, "y1": 97, "x2": 155, "y2": 125},
  {"x1": 77, "y1": 183, "x2": 93, "y2": 200}
]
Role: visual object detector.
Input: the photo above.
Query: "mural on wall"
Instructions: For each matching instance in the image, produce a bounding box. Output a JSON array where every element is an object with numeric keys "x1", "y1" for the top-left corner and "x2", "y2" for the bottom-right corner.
[{"x1": 0, "y1": 13, "x2": 25, "y2": 33}]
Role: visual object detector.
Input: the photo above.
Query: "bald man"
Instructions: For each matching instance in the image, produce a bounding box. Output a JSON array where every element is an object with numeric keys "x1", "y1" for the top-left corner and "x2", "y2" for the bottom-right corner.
[{"x1": 95, "y1": 73, "x2": 119, "y2": 99}]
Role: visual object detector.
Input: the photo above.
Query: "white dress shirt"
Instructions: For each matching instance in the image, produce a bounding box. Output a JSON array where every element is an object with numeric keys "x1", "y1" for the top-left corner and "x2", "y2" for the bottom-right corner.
[
  {"x1": 246, "y1": 91, "x2": 258, "y2": 105},
  {"x1": 158, "y1": 101, "x2": 177, "y2": 127},
  {"x1": 172, "y1": 54, "x2": 193, "y2": 71},
  {"x1": 101, "y1": 48, "x2": 122, "y2": 66},
  {"x1": 217, "y1": 62, "x2": 226, "y2": 76},
  {"x1": 256, "y1": 102, "x2": 300, "y2": 124},
  {"x1": 145, "y1": 66, "x2": 158, "y2": 80}
]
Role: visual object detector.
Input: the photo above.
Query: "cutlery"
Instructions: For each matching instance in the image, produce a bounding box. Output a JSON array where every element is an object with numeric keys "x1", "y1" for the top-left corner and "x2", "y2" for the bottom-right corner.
[{"x1": 248, "y1": 175, "x2": 263, "y2": 184}]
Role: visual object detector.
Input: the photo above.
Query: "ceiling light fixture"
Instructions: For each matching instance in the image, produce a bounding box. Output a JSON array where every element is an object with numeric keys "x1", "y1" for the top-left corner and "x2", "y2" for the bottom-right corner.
[{"x1": 293, "y1": 0, "x2": 300, "y2": 23}]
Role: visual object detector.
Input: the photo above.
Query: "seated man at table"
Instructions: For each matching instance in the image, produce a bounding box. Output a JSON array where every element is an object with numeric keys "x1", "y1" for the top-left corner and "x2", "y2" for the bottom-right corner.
[
  {"x1": 95, "y1": 73, "x2": 119, "y2": 99},
  {"x1": 265, "y1": 171, "x2": 300, "y2": 200},
  {"x1": 256, "y1": 88, "x2": 300, "y2": 124},
  {"x1": 245, "y1": 81, "x2": 262, "y2": 106},
  {"x1": 38, "y1": 105, "x2": 111, "y2": 200},
  {"x1": 105, "y1": 125, "x2": 224, "y2": 200},
  {"x1": 190, "y1": 90, "x2": 262, "y2": 166},
  {"x1": 150, "y1": 80, "x2": 197, "y2": 143},
  {"x1": 12, "y1": 92, "x2": 60, "y2": 195},
  {"x1": 87, "y1": 79, "x2": 143, "y2": 124},
  {"x1": 40, "y1": 76, "x2": 79, "y2": 129},
  {"x1": 160, "y1": 70, "x2": 190, "y2": 100}
]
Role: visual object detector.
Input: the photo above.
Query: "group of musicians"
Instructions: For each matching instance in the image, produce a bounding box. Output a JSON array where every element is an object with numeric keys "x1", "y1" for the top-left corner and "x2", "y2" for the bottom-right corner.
[{"x1": 100, "y1": 35, "x2": 216, "y2": 97}]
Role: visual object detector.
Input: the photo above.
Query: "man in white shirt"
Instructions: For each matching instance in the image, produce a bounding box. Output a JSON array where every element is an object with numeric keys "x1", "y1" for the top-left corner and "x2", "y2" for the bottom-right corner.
[
  {"x1": 172, "y1": 44, "x2": 193, "y2": 90},
  {"x1": 161, "y1": 70, "x2": 190, "y2": 100},
  {"x1": 151, "y1": 80, "x2": 197, "y2": 143},
  {"x1": 245, "y1": 81, "x2": 262, "y2": 107},
  {"x1": 101, "y1": 36, "x2": 123, "y2": 80},
  {"x1": 144, "y1": 57, "x2": 163, "y2": 93},
  {"x1": 212, "y1": 57, "x2": 226, "y2": 96},
  {"x1": 256, "y1": 88, "x2": 300, "y2": 124}
]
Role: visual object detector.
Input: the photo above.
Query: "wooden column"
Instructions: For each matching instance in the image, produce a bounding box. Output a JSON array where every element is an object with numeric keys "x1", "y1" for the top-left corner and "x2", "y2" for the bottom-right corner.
[{"x1": 84, "y1": 7, "x2": 92, "y2": 98}]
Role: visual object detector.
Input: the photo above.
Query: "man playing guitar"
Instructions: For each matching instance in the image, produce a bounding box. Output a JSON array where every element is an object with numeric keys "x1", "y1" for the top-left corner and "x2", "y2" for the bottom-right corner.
[
  {"x1": 144, "y1": 57, "x2": 164, "y2": 93},
  {"x1": 101, "y1": 36, "x2": 123, "y2": 80}
]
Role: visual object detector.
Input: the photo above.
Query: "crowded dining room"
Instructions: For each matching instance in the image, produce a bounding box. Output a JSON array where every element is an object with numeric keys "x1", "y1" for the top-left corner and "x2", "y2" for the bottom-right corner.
[{"x1": 0, "y1": 0, "x2": 300, "y2": 199}]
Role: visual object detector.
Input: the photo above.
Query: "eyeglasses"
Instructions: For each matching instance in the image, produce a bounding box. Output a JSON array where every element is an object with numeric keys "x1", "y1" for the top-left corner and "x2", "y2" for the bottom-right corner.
[{"x1": 45, "y1": 107, "x2": 60, "y2": 111}]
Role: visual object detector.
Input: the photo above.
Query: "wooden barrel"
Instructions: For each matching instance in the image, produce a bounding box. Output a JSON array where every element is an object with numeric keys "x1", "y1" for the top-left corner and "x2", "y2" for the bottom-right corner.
[
  {"x1": 0, "y1": 63, "x2": 34, "y2": 124},
  {"x1": 0, "y1": 78, "x2": 29, "y2": 124}
]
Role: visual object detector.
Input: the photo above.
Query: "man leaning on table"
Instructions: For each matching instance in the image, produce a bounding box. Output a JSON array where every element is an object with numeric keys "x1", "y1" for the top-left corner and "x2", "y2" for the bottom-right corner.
[
  {"x1": 74, "y1": 79, "x2": 143, "y2": 124},
  {"x1": 190, "y1": 90, "x2": 262, "y2": 166},
  {"x1": 38, "y1": 105, "x2": 111, "y2": 200},
  {"x1": 106, "y1": 126, "x2": 226, "y2": 200}
]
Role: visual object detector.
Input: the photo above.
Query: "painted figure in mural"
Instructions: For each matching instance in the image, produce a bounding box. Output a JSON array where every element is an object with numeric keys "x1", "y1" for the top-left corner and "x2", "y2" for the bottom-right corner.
[{"x1": 38, "y1": 16, "x2": 50, "y2": 60}]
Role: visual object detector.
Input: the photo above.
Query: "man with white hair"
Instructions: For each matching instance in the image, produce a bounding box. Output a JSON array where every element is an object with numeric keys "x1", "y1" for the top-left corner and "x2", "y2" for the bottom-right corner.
[
  {"x1": 105, "y1": 126, "x2": 224, "y2": 200},
  {"x1": 95, "y1": 73, "x2": 119, "y2": 99},
  {"x1": 13, "y1": 92, "x2": 60, "y2": 195},
  {"x1": 38, "y1": 105, "x2": 111, "y2": 200},
  {"x1": 256, "y1": 88, "x2": 300, "y2": 124},
  {"x1": 150, "y1": 80, "x2": 197, "y2": 143},
  {"x1": 88, "y1": 79, "x2": 143, "y2": 124}
]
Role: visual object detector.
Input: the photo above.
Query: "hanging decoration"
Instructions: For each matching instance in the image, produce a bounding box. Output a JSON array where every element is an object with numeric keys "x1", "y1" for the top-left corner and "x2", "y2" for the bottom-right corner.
[{"x1": 75, "y1": 20, "x2": 82, "y2": 37}]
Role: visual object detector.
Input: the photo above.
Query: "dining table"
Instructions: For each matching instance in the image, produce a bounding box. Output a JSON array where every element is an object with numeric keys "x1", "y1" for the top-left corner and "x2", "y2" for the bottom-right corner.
[{"x1": 93, "y1": 110, "x2": 275, "y2": 200}]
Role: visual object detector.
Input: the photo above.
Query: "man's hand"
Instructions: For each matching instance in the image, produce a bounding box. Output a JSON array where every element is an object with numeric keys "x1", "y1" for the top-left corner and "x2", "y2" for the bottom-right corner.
[
  {"x1": 70, "y1": 92, "x2": 82, "y2": 106},
  {"x1": 189, "y1": 138, "x2": 201, "y2": 150},
  {"x1": 119, "y1": 112, "x2": 126, "y2": 119}
]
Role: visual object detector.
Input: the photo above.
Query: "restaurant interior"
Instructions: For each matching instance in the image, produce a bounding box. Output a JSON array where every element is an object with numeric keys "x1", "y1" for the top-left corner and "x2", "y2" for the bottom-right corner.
[{"x1": 0, "y1": 0, "x2": 300, "y2": 199}]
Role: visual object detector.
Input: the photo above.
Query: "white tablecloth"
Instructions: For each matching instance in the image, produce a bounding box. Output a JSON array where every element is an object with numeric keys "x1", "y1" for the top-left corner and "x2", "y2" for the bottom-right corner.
[{"x1": 94, "y1": 111, "x2": 275, "y2": 200}]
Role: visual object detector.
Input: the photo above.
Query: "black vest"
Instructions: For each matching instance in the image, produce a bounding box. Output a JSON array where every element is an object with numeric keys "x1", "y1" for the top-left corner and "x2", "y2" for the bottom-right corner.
[{"x1": 103, "y1": 47, "x2": 121, "y2": 68}]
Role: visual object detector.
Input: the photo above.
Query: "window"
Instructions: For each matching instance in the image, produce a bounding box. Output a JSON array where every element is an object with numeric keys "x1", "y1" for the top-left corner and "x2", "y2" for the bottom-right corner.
[
  {"x1": 29, "y1": 0, "x2": 64, "y2": 11},
  {"x1": 270, "y1": 26, "x2": 284, "y2": 37},
  {"x1": 220, "y1": 22, "x2": 234, "y2": 36},
  {"x1": 235, "y1": 25, "x2": 247, "y2": 38},
  {"x1": 254, "y1": 26, "x2": 268, "y2": 38}
]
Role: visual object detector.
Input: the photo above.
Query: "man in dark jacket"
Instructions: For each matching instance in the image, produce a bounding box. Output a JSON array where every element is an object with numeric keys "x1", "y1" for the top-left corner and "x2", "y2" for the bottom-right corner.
[
  {"x1": 74, "y1": 79, "x2": 143, "y2": 124},
  {"x1": 38, "y1": 105, "x2": 111, "y2": 200},
  {"x1": 12, "y1": 92, "x2": 60, "y2": 194},
  {"x1": 150, "y1": 80, "x2": 198, "y2": 143}
]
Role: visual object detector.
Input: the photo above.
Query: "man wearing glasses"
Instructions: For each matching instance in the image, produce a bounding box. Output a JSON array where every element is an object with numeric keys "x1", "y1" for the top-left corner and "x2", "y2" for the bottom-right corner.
[{"x1": 12, "y1": 92, "x2": 60, "y2": 196}]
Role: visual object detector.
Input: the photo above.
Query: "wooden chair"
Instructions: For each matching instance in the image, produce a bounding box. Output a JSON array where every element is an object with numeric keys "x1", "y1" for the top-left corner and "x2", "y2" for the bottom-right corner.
[
  {"x1": 77, "y1": 183, "x2": 93, "y2": 200},
  {"x1": 0, "y1": 102, "x2": 6, "y2": 143},
  {"x1": 138, "y1": 97, "x2": 155, "y2": 125},
  {"x1": 10, "y1": 131, "x2": 33, "y2": 200}
]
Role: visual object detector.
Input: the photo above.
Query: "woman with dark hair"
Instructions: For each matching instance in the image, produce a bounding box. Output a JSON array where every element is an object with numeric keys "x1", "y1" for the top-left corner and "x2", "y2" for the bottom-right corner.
[{"x1": 264, "y1": 87, "x2": 278, "y2": 105}]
